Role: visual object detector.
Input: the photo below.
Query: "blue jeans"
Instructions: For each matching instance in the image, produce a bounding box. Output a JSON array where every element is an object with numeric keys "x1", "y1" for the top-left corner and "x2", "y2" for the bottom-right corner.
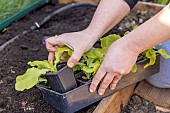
[{"x1": 146, "y1": 40, "x2": 170, "y2": 88}]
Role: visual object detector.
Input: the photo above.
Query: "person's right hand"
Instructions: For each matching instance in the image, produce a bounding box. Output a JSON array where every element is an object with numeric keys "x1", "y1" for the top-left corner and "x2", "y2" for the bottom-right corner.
[{"x1": 46, "y1": 30, "x2": 99, "y2": 68}]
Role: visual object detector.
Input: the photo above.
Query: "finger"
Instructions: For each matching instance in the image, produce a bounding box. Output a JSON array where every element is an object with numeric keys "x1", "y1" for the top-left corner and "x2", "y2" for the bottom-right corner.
[
  {"x1": 48, "y1": 36, "x2": 65, "y2": 47},
  {"x1": 89, "y1": 65, "x2": 106, "y2": 93},
  {"x1": 47, "y1": 46, "x2": 58, "y2": 52},
  {"x1": 61, "y1": 51, "x2": 68, "y2": 60},
  {"x1": 46, "y1": 41, "x2": 57, "y2": 52},
  {"x1": 45, "y1": 36, "x2": 64, "y2": 52},
  {"x1": 67, "y1": 50, "x2": 83, "y2": 68},
  {"x1": 98, "y1": 72, "x2": 115, "y2": 95},
  {"x1": 48, "y1": 52, "x2": 55, "y2": 63},
  {"x1": 110, "y1": 74, "x2": 123, "y2": 90}
]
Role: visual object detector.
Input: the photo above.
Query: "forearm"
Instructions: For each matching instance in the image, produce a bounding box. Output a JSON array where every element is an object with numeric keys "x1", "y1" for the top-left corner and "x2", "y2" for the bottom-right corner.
[
  {"x1": 86, "y1": 0, "x2": 130, "y2": 41},
  {"x1": 123, "y1": 4, "x2": 170, "y2": 53}
]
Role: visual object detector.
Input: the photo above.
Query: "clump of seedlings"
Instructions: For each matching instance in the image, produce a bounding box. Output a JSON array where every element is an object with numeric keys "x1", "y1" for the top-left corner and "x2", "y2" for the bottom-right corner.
[
  {"x1": 157, "y1": 0, "x2": 169, "y2": 5},
  {"x1": 15, "y1": 30, "x2": 170, "y2": 91}
]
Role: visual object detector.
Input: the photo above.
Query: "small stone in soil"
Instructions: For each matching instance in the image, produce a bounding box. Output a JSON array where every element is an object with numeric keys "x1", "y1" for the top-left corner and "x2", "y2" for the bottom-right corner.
[
  {"x1": 136, "y1": 110, "x2": 145, "y2": 113},
  {"x1": 20, "y1": 44, "x2": 28, "y2": 50},
  {"x1": 10, "y1": 69, "x2": 15, "y2": 74},
  {"x1": 140, "y1": 106, "x2": 149, "y2": 113},
  {"x1": 139, "y1": 18, "x2": 144, "y2": 24},
  {"x1": 0, "y1": 80, "x2": 3, "y2": 84},
  {"x1": 128, "y1": 106, "x2": 135, "y2": 111},
  {"x1": 125, "y1": 22, "x2": 131, "y2": 28},
  {"x1": 0, "y1": 108, "x2": 6, "y2": 112},
  {"x1": 31, "y1": 46, "x2": 39, "y2": 52},
  {"x1": 132, "y1": 95, "x2": 142, "y2": 105}
]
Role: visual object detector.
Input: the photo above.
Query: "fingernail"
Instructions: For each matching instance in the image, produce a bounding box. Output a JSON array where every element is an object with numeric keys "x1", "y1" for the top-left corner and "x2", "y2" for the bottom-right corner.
[
  {"x1": 89, "y1": 88, "x2": 94, "y2": 93},
  {"x1": 110, "y1": 86, "x2": 115, "y2": 90},
  {"x1": 68, "y1": 62, "x2": 74, "y2": 68},
  {"x1": 110, "y1": 87, "x2": 115, "y2": 90},
  {"x1": 98, "y1": 91, "x2": 103, "y2": 95}
]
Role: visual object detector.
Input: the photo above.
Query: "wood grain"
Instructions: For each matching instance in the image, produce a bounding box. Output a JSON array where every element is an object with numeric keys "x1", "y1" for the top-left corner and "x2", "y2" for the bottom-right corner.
[
  {"x1": 135, "y1": 81, "x2": 170, "y2": 107},
  {"x1": 93, "y1": 84, "x2": 137, "y2": 113}
]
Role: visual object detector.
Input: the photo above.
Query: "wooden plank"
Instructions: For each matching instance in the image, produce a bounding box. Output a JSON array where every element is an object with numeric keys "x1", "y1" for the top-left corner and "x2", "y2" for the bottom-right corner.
[
  {"x1": 133, "y1": 2, "x2": 165, "y2": 15},
  {"x1": 134, "y1": 81, "x2": 170, "y2": 107},
  {"x1": 93, "y1": 84, "x2": 136, "y2": 113},
  {"x1": 156, "y1": 106, "x2": 170, "y2": 112}
]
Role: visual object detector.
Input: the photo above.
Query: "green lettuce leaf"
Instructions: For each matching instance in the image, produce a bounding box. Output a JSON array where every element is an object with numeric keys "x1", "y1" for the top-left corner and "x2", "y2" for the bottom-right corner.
[
  {"x1": 83, "y1": 48, "x2": 106, "y2": 63},
  {"x1": 157, "y1": 0, "x2": 168, "y2": 4},
  {"x1": 28, "y1": 60, "x2": 56, "y2": 72},
  {"x1": 82, "y1": 61, "x2": 100, "y2": 79},
  {"x1": 156, "y1": 48, "x2": 170, "y2": 58},
  {"x1": 15, "y1": 68, "x2": 49, "y2": 91},
  {"x1": 144, "y1": 49, "x2": 156, "y2": 68},
  {"x1": 81, "y1": 59, "x2": 100, "y2": 78},
  {"x1": 38, "y1": 77, "x2": 47, "y2": 83},
  {"x1": 72, "y1": 62, "x2": 85, "y2": 72},
  {"x1": 131, "y1": 64, "x2": 137, "y2": 72},
  {"x1": 133, "y1": 25, "x2": 138, "y2": 30},
  {"x1": 100, "y1": 34, "x2": 120, "y2": 48},
  {"x1": 124, "y1": 31, "x2": 130, "y2": 35},
  {"x1": 54, "y1": 46, "x2": 73, "y2": 67}
]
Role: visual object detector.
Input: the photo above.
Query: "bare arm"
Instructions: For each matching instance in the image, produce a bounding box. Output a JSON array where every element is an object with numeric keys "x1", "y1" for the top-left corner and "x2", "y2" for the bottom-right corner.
[
  {"x1": 123, "y1": 3, "x2": 170, "y2": 54},
  {"x1": 86, "y1": 0, "x2": 130, "y2": 41},
  {"x1": 46, "y1": 0, "x2": 131, "y2": 66},
  {"x1": 90, "y1": 3, "x2": 170, "y2": 95}
]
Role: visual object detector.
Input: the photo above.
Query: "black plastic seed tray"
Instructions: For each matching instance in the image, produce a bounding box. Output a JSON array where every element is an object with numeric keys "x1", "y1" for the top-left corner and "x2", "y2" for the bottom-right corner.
[{"x1": 37, "y1": 55, "x2": 160, "y2": 113}]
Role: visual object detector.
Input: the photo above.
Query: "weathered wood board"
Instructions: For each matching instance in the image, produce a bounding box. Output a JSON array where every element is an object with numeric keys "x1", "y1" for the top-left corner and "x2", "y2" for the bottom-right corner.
[
  {"x1": 135, "y1": 81, "x2": 170, "y2": 108},
  {"x1": 93, "y1": 84, "x2": 137, "y2": 113}
]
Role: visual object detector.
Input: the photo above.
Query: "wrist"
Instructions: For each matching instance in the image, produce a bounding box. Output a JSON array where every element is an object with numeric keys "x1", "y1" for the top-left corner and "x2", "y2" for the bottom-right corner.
[
  {"x1": 117, "y1": 37, "x2": 143, "y2": 55},
  {"x1": 82, "y1": 27, "x2": 103, "y2": 41}
]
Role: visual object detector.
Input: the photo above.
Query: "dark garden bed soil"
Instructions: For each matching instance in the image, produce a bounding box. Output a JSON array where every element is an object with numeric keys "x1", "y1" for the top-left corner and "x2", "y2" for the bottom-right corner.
[
  {"x1": 0, "y1": 3, "x2": 164, "y2": 113},
  {"x1": 0, "y1": 4, "x2": 97, "y2": 113},
  {"x1": 121, "y1": 94, "x2": 166, "y2": 113},
  {"x1": 0, "y1": 4, "x2": 63, "y2": 46}
]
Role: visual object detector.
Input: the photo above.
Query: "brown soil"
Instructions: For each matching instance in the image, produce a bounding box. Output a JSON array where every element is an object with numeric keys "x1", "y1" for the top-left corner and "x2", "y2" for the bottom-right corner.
[{"x1": 0, "y1": 4, "x2": 63, "y2": 46}]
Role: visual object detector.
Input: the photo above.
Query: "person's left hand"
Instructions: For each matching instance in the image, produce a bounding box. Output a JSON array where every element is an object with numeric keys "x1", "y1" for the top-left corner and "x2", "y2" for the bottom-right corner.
[{"x1": 89, "y1": 38, "x2": 139, "y2": 95}]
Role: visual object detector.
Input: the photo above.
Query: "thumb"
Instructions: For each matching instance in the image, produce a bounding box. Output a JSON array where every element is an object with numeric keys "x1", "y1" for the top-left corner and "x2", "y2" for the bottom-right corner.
[{"x1": 67, "y1": 50, "x2": 83, "y2": 68}]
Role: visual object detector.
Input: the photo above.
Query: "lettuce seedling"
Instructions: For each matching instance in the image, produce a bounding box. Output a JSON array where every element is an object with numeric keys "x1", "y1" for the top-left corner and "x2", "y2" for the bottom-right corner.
[
  {"x1": 157, "y1": 0, "x2": 169, "y2": 5},
  {"x1": 15, "y1": 34, "x2": 170, "y2": 91}
]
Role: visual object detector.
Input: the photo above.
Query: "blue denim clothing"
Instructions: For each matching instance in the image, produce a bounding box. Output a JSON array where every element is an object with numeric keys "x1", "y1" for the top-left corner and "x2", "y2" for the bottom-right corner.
[{"x1": 146, "y1": 40, "x2": 170, "y2": 88}]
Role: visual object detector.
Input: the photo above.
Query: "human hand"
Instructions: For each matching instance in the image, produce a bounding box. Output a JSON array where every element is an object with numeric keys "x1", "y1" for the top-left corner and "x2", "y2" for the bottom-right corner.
[
  {"x1": 45, "y1": 29, "x2": 99, "y2": 68},
  {"x1": 89, "y1": 38, "x2": 139, "y2": 95}
]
